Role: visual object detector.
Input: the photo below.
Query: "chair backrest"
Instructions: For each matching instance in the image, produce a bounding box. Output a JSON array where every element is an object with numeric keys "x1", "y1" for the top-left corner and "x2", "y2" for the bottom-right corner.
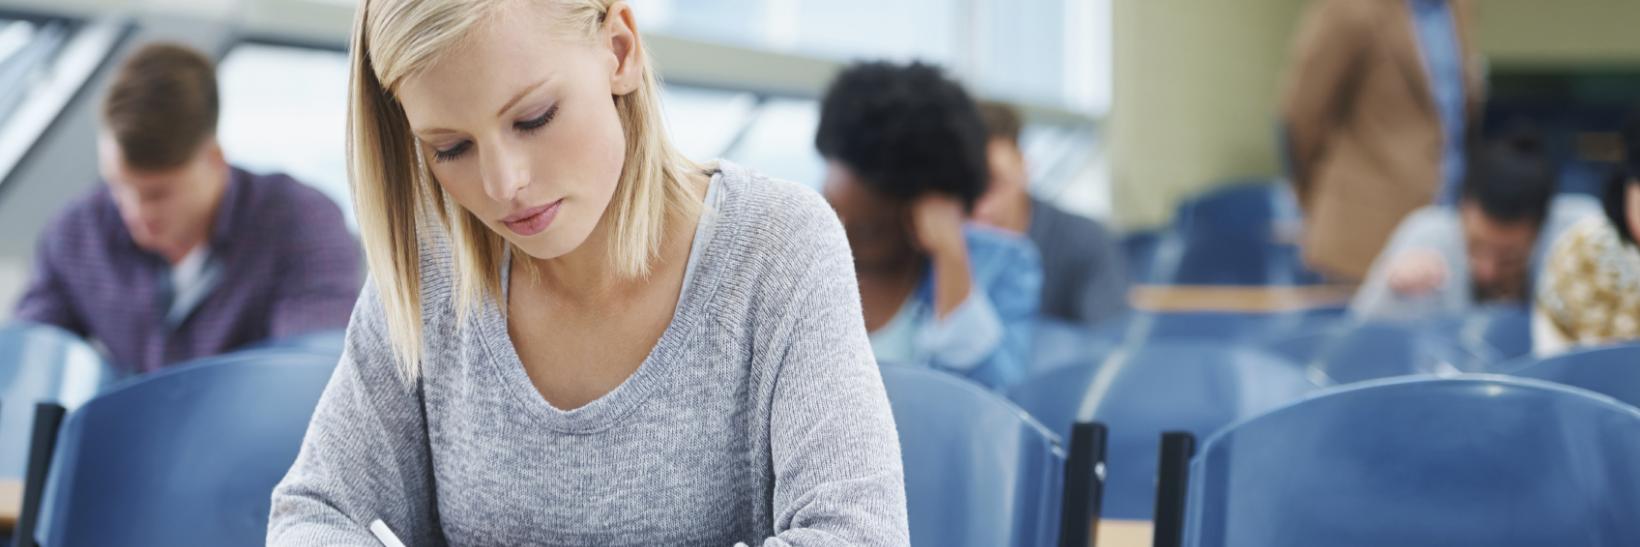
[
  {"x1": 1121, "y1": 230, "x2": 1166, "y2": 284},
  {"x1": 36, "y1": 348, "x2": 336, "y2": 547},
  {"x1": 0, "y1": 323, "x2": 110, "y2": 478},
  {"x1": 1029, "y1": 319, "x2": 1114, "y2": 377},
  {"x1": 1158, "y1": 182, "x2": 1322, "y2": 286},
  {"x1": 1510, "y1": 344, "x2": 1640, "y2": 408},
  {"x1": 1262, "y1": 321, "x2": 1470, "y2": 384},
  {"x1": 1117, "y1": 310, "x2": 1345, "y2": 347},
  {"x1": 1182, "y1": 375, "x2": 1640, "y2": 547},
  {"x1": 1263, "y1": 307, "x2": 1535, "y2": 385},
  {"x1": 881, "y1": 365, "x2": 1065, "y2": 547},
  {"x1": 1432, "y1": 306, "x2": 1533, "y2": 368},
  {"x1": 1009, "y1": 343, "x2": 1319, "y2": 520}
]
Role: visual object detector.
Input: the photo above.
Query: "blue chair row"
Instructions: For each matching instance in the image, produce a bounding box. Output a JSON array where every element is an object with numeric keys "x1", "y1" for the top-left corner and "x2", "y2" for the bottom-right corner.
[
  {"x1": 1259, "y1": 307, "x2": 1533, "y2": 384},
  {"x1": 1032, "y1": 308, "x2": 1351, "y2": 371},
  {"x1": 1152, "y1": 375, "x2": 1640, "y2": 547},
  {"x1": 11, "y1": 346, "x2": 338, "y2": 547},
  {"x1": 8, "y1": 324, "x2": 1622, "y2": 546},
  {"x1": 4, "y1": 331, "x2": 1083, "y2": 547},
  {"x1": 1008, "y1": 343, "x2": 1322, "y2": 520},
  {"x1": 1013, "y1": 321, "x2": 1636, "y2": 544}
]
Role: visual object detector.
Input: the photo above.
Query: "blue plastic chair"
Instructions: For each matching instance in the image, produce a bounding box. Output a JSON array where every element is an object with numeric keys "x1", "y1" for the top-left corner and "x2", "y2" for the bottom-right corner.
[
  {"x1": 1175, "y1": 181, "x2": 1301, "y2": 224},
  {"x1": 1508, "y1": 344, "x2": 1640, "y2": 408},
  {"x1": 880, "y1": 365, "x2": 1065, "y2": 547},
  {"x1": 0, "y1": 323, "x2": 112, "y2": 480},
  {"x1": 1008, "y1": 343, "x2": 1320, "y2": 520},
  {"x1": 1177, "y1": 375, "x2": 1640, "y2": 547},
  {"x1": 1120, "y1": 230, "x2": 1166, "y2": 284},
  {"x1": 1155, "y1": 182, "x2": 1324, "y2": 286},
  {"x1": 31, "y1": 348, "x2": 336, "y2": 547}
]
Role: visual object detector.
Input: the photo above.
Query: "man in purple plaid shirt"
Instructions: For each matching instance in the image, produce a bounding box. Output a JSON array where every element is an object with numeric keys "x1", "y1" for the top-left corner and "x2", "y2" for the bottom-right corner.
[{"x1": 11, "y1": 42, "x2": 361, "y2": 374}]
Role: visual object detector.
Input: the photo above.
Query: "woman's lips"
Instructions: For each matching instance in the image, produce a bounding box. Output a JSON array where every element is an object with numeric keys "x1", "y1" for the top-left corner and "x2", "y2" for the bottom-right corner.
[{"x1": 502, "y1": 199, "x2": 563, "y2": 236}]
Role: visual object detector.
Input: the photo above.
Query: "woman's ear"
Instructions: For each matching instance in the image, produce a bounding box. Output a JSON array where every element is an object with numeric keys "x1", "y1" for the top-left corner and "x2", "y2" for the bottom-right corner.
[{"x1": 604, "y1": 3, "x2": 641, "y2": 96}]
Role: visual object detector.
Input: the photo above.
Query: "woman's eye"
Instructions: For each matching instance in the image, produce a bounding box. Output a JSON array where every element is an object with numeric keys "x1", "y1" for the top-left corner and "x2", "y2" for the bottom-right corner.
[
  {"x1": 433, "y1": 141, "x2": 471, "y2": 162},
  {"x1": 515, "y1": 105, "x2": 559, "y2": 133}
]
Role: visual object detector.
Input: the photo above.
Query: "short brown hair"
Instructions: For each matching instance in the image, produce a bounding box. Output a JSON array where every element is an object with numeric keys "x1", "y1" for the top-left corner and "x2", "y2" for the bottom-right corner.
[
  {"x1": 102, "y1": 42, "x2": 219, "y2": 170},
  {"x1": 977, "y1": 100, "x2": 1023, "y2": 144}
]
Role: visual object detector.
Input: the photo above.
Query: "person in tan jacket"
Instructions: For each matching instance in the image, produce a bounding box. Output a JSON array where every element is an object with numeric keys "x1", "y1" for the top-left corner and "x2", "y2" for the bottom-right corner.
[{"x1": 1281, "y1": 0, "x2": 1485, "y2": 280}]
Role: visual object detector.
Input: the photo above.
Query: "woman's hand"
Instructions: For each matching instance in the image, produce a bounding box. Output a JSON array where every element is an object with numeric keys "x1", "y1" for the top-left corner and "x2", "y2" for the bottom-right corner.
[
  {"x1": 1386, "y1": 248, "x2": 1448, "y2": 297},
  {"x1": 910, "y1": 194, "x2": 969, "y2": 260},
  {"x1": 910, "y1": 194, "x2": 973, "y2": 320}
]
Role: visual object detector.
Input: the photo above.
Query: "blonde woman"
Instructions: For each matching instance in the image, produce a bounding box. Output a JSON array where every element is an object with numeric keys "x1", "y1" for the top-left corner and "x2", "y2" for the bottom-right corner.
[{"x1": 267, "y1": 0, "x2": 908, "y2": 544}]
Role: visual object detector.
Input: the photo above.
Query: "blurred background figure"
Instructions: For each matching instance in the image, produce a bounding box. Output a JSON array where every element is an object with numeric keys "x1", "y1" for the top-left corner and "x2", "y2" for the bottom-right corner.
[
  {"x1": 818, "y1": 61, "x2": 1042, "y2": 391},
  {"x1": 1352, "y1": 133, "x2": 1600, "y2": 320},
  {"x1": 975, "y1": 101, "x2": 1127, "y2": 327},
  {"x1": 1533, "y1": 108, "x2": 1640, "y2": 355},
  {"x1": 9, "y1": 42, "x2": 361, "y2": 374},
  {"x1": 1281, "y1": 0, "x2": 1483, "y2": 281}
]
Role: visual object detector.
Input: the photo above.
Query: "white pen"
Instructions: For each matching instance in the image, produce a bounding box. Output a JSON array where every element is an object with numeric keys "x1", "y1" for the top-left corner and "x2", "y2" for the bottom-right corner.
[{"x1": 369, "y1": 519, "x2": 408, "y2": 547}]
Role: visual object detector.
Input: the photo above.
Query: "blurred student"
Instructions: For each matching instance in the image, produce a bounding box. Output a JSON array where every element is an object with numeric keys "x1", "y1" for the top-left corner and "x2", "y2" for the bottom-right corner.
[
  {"x1": 269, "y1": 1, "x2": 907, "y2": 544},
  {"x1": 1533, "y1": 111, "x2": 1640, "y2": 354},
  {"x1": 1281, "y1": 0, "x2": 1483, "y2": 280},
  {"x1": 974, "y1": 101, "x2": 1127, "y2": 326},
  {"x1": 11, "y1": 43, "x2": 361, "y2": 374},
  {"x1": 1352, "y1": 135, "x2": 1599, "y2": 320},
  {"x1": 817, "y1": 62, "x2": 1042, "y2": 391}
]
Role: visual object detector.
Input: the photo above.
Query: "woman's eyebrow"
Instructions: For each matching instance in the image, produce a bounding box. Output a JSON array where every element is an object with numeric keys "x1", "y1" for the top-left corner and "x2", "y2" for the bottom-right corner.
[{"x1": 496, "y1": 77, "x2": 552, "y2": 118}]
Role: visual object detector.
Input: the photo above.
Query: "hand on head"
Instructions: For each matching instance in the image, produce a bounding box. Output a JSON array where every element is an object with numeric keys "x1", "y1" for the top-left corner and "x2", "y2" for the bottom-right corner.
[{"x1": 909, "y1": 194, "x2": 969, "y2": 258}]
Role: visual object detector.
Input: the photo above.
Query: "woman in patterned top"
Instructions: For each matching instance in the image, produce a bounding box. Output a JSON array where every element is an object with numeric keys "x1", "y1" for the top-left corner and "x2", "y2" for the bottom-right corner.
[{"x1": 1533, "y1": 109, "x2": 1640, "y2": 354}]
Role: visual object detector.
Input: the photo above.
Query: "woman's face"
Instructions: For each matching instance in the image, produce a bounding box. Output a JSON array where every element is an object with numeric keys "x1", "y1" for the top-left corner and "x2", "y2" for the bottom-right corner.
[
  {"x1": 822, "y1": 160, "x2": 917, "y2": 270},
  {"x1": 1627, "y1": 181, "x2": 1640, "y2": 242},
  {"x1": 396, "y1": 1, "x2": 640, "y2": 261}
]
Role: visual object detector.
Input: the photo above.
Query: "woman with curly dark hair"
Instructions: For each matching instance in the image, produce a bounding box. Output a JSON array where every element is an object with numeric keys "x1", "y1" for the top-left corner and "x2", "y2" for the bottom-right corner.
[{"x1": 816, "y1": 61, "x2": 1042, "y2": 391}]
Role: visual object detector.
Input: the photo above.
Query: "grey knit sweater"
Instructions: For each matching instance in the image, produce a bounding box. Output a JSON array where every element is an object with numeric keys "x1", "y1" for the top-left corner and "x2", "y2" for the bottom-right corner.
[{"x1": 268, "y1": 162, "x2": 909, "y2": 546}]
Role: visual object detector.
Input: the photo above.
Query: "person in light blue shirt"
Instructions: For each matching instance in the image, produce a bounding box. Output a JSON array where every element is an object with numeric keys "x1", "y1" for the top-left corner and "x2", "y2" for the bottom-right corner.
[
  {"x1": 1408, "y1": 0, "x2": 1471, "y2": 205},
  {"x1": 1353, "y1": 135, "x2": 1600, "y2": 320},
  {"x1": 817, "y1": 61, "x2": 1043, "y2": 391}
]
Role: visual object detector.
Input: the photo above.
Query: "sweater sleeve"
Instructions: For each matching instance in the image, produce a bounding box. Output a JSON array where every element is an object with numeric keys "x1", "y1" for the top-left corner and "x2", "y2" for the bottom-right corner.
[
  {"x1": 268, "y1": 283, "x2": 445, "y2": 546},
  {"x1": 760, "y1": 192, "x2": 911, "y2": 547}
]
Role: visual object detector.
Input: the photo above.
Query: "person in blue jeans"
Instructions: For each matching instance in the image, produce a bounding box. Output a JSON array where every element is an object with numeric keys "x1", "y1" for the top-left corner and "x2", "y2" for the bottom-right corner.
[{"x1": 817, "y1": 61, "x2": 1042, "y2": 391}]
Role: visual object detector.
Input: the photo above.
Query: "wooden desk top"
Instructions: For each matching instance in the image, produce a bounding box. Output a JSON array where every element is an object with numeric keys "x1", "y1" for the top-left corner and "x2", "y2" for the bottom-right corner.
[
  {"x1": 0, "y1": 478, "x2": 19, "y2": 531},
  {"x1": 1095, "y1": 518, "x2": 1153, "y2": 547},
  {"x1": 1130, "y1": 284, "x2": 1355, "y2": 313}
]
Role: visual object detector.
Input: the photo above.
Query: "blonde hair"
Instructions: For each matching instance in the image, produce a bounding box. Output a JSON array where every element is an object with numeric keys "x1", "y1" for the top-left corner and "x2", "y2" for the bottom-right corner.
[{"x1": 348, "y1": 0, "x2": 700, "y2": 375}]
